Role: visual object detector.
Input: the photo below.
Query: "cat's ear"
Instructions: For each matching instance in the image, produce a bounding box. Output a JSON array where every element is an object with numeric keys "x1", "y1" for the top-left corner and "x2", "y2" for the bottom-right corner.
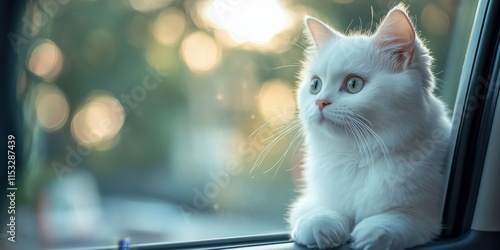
[
  {"x1": 373, "y1": 4, "x2": 416, "y2": 70},
  {"x1": 304, "y1": 16, "x2": 343, "y2": 49}
]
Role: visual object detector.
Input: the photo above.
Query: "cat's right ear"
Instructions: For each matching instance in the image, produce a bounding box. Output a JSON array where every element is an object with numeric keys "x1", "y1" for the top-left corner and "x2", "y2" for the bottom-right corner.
[{"x1": 304, "y1": 16, "x2": 342, "y2": 48}]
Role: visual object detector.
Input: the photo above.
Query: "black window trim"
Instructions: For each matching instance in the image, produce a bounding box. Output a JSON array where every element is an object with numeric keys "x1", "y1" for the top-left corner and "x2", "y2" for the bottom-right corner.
[{"x1": 441, "y1": 0, "x2": 500, "y2": 239}]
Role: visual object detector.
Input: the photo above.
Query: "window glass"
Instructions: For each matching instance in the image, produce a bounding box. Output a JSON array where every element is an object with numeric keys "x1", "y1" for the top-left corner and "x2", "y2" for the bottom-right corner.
[{"x1": 13, "y1": 0, "x2": 478, "y2": 248}]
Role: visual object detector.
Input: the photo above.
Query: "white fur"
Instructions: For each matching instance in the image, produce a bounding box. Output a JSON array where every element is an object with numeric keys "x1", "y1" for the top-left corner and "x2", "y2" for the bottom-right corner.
[{"x1": 289, "y1": 5, "x2": 451, "y2": 250}]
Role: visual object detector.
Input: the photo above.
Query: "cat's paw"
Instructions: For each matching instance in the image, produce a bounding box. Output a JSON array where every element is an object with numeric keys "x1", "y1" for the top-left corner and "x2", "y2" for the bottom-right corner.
[
  {"x1": 351, "y1": 213, "x2": 435, "y2": 250},
  {"x1": 291, "y1": 211, "x2": 350, "y2": 249},
  {"x1": 351, "y1": 225, "x2": 394, "y2": 250}
]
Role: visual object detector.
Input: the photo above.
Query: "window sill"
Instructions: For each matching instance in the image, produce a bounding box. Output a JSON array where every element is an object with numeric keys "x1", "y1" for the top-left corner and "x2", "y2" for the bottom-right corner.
[{"x1": 114, "y1": 230, "x2": 500, "y2": 250}]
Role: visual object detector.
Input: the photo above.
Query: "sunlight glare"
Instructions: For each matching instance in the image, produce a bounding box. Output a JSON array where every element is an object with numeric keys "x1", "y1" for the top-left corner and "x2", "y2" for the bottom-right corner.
[{"x1": 206, "y1": 0, "x2": 292, "y2": 45}]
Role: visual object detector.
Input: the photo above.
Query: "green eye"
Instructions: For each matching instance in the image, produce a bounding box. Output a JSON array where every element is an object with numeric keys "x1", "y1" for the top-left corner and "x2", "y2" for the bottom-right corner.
[
  {"x1": 310, "y1": 77, "x2": 322, "y2": 94},
  {"x1": 345, "y1": 76, "x2": 364, "y2": 94}
]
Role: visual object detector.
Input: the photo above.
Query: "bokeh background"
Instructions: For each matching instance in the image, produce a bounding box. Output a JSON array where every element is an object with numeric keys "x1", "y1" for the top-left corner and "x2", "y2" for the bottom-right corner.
[{"x1": 5, "y1": 0, "x2": 478, "y2": 249}]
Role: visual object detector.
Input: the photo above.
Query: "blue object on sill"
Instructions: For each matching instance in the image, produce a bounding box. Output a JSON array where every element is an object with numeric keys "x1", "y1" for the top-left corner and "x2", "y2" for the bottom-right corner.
[{"x1": 118, "y1": 238, "x2": 130, "y2": 250}]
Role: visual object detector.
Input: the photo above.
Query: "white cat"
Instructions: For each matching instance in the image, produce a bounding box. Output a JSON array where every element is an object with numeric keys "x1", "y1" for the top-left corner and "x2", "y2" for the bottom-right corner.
[{"x1": 289, "y1": 4, "x2": 451, "y2": 250}]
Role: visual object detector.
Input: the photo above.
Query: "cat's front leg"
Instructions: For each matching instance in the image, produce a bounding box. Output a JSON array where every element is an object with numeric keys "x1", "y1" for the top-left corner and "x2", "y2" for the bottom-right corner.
[
  {"x1": 351, "y1": 212, "x2": 440, "y2": 250},
  {"x1": 291, "y1": 208, "x2": 352, "y2": 249}
]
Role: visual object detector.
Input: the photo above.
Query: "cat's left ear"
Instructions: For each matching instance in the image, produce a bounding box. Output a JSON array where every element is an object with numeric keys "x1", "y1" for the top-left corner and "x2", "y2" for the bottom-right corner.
[{"x1": 374, "y1": 4, "x2": 416, "y2": 71}]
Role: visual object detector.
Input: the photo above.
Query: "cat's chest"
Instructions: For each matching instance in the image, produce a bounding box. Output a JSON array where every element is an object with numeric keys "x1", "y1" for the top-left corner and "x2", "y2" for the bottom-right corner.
[{"x1": 307, "y1": 154, "x2": 394, "y2": 217}]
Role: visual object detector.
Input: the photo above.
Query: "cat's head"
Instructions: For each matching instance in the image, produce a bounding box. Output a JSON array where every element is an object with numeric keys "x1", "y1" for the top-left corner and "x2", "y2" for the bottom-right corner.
[{"x1": 298, "y1": 4, "x2": 435, "y2": 145}]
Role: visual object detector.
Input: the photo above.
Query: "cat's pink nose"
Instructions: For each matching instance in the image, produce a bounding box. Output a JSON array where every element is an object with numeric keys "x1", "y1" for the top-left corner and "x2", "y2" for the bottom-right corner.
[{"x1": 316, "y1": 100, "x2": 331, "y2": 111}]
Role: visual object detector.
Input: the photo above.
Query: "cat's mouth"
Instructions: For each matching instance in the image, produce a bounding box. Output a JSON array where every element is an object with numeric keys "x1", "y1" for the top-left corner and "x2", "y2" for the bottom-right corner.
[
  {"x1": 317, "y1": 113, "x2": 343, "y2": 128},
  {"x1": 318, "y1": 113, "x2": 326, "y2": 123},
  {"x1": 316, "y1": 107, "x2": 372, "y2": 129}
]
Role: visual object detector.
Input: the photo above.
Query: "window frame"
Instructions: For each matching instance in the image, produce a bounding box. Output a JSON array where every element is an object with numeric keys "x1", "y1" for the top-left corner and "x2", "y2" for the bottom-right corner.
[{"x1": 441, "y1": 0, "x2": 500, "y2": 239}]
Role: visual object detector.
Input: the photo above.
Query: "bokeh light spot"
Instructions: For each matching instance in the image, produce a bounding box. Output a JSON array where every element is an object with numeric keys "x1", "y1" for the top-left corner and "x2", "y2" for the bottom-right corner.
[
  {"x1": 421, "y1": 4, "x2": 450, "y2": 36},
  {"x1": 153, "y1": 8, "x2": 186, "y2": 46},
  {"x1": 129, "y1": 0, "x2": 172, "y2": 12},
  {"x1": 34, "y1": 83, "x2": 69, "y2": 132},
  {"x1": 71, "y1": 94, "x2": 125, "y2": 150},
  {"x1": 181, "y1": 31, "x2": 221, "y2": 73},
  {"x1": 257, "y1": 80, "x2": 296, "y2": 123},
  {"x1": 28, "y1": 40, "x2": 64, "y2": 81}
]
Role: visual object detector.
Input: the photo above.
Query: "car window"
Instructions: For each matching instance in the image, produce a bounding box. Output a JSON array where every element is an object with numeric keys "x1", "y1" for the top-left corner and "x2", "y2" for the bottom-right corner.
[{"x1": 9, "y1": 0, "x2": 478, "y2": 249}]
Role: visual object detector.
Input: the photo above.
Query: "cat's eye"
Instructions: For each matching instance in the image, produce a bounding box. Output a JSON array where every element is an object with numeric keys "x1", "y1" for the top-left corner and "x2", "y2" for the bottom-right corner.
[
  {"x1": 345, "y1": 76, "x2": 364, "y2": 94},
  {"x1": 309, "y1": 77, "x2": 322, "y2": 94}
]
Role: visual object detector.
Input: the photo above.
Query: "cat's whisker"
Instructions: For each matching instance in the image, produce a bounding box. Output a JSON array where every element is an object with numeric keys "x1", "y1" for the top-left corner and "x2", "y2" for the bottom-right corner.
[
  {"x1": 271, "y1": 55, "x2": 305, "y2": 71},
  {"x1": 263, "y1": 153, "x2": 286, "y2": 175},
  {"x1": 351, "y1": 116, "x2": 389, "y2": 159},
  {"x1": 291, "y1": 42, "x2": 307, "y2": 50},
  {"x1": 344, "y1": 119, "x2": 365, "y2": 160},
  {"x1": 260, "y1": 132, "x2": 301, "y2": 177},
  {"x1": 274, "y1": 128, "x2": 303, "y2": 173},
  {"x1": 251, "y1": 120, "x2": 301, "y2": 174},
  {"x1": 349, "y1": 111, "x2": 373, "y2": 127},
  {"x1": 352, "y1": 116, "x2": 377, "y2": 168},
  {"x1": 345, "y1": 123, "x2": 368, "y2": 171},
  {"x1": 252, "y1": 133, "x2": 286, "y2": 173},
  {"x1": 350, "y1": 116, "x2": 390, "y2": 167},
  {"x1": 286, "y1": 135, "x2": 305, "y2": 172},
  {"x1": 260, "y1": 120, "x2": 299, "y2": 142},
  {"x1": 345, "y1": 19, "x2": 354, "y2": 34},
  {"x1": 249, "y1": 111, "x2": 299, "y2": 137},
  {"x1": 270, "y1": 64, "x2": 301, "y2": 71},
  {"x1": 337, "y1": 123, "x2": 359, "y2": 181},
  {"x1": 265, "y1": 126, "x2": 303, "y2": 179},
  {"x1": 348, "y1": 117, "x2": 374, "y2": 168},
  {"x1": 249, "y1": 111, "x2": 299, "y2": 144},
  {"x1": 369, "y1": 6, "x2": 374, "y2": 33},
  {"x1": 346, "y1": 111, "x2": 387, "y2": 162}
]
